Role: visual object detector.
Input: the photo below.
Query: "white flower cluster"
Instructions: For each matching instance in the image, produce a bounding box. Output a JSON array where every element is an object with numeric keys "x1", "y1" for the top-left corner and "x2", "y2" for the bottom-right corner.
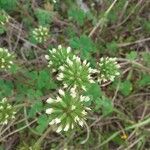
[
  {"x1": 57, "y1": 55, "x2": 95, "y2": 91},
  {"x1": 0, "y1": 98, "x2": 16, "y2": 125},
  {"x1": 32, "y1": 26, "x2": 49, "y2": 43},
  {"x1": 0, "y1": 47, "x2": 14, "y2": 70},
  {"x1": 45, "y1": 45, "x2": 73, "y2": 72},
  {"x1": 46, "y1": 88, "x2": 90, "y2": 132},
  {"x1": 45, "y1": 45, "x2": 121, "y2": 133},
  {"x1": 0, "y1": 10, "x2": 9, "y2": 26},
  {"x1": 97, "y1": 57, "x2": 120, "y2": 82}
]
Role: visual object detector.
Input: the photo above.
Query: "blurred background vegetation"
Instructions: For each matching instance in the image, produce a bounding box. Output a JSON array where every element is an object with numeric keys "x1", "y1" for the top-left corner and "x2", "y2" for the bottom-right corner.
[{"x1": 0, "y1": 0, "x2": 150, "y2": 149}]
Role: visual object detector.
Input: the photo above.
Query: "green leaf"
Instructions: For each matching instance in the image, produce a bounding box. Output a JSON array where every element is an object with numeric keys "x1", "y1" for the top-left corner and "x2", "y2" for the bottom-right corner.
[
  {"x1": 119, "y1": 80, "x2": 132, "y2": 96},
  {"x1": 70, "y1": 35, "x2": 96, "y2": 58},
  {"x1": 36, "y1": 114, "x2": 49, "y2": 134},
  {"x1": 126, "y1": 51, "x2": 137, "y2": 60},
  {"x1": 142, "y1": 52, "x2": 150, "y2": 67},
  {"x1": 35, "y1": 8, "x2": 54, "y2": 26},
  {"x1": 0, "y1": 79, "x2": 14, "y2": 97},
  {"x1": 0, "y1": 26, "x2": 5, "y2": 34},
  {"x1": 106, "y1": 41, "x2": 118, "y2": 53},
  {"x1": 28, "y1": 101, "x2": 43, "y2": 118},
  {"x1": 28, "y1": 89, "x2": 43, "y2": 100},
  {"x1": 95, "y1": 96, "x2": 113, "y2": 116},
  {"x1": 68, "y1": 7, "x2": 86, "y2": 25},
  {"x1": 0, "y1": 0, "x2": 17, "y2": 11},
  {"x1": 138, "y1": 74, "x2": 150, "y2": 87},
  {"x1": 85, "y1": 83, "x2": 102, "y2": 101},
  {"x1": 142, "y1": 20, "x2": 150, "y2": 33}
]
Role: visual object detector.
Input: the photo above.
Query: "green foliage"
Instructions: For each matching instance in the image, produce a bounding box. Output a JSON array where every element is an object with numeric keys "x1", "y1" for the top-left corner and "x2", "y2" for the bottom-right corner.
[
  {"x1": 26, "y1": 70, "x2": 57, "y2": 91},
  {"x1": 138, "y1": 73, "x2": 150, "y2": 87},
  {"x1": 142, "y1": 20, "x2": 150, "y2": 33},
  {"x1": 106, "y1": 41, "x2": 118, "y2": 53},
  {"x1": 126, "y1": 51, "x2": 137, "y2": 60},
  {"x1": 70, "y1": 35, "x2": 96, "y2": 58},
  {"x1": 28, "y1": 101, "x2": 43, "y2": 118},
  {"x1": 0, "y1": 0, "x2": 149, "y2": 149},
  {"x1": 0, "y1": 0, "x2": 17, "y2": 11},
  {"x1": 36, "y1": 114, "x2": 49, "y2": 134},
  {"x1": 85, "y1": 83, "x2": 102, "y2": 101},
  {"x1": 68, "y1": 7, "x2": 86, "y2": 25},
  {"x1": 0, "y1": 26, "x2": 5, "y2": 34},
  {"x1": 35, "y1": 8, "x2": 54, "y2": 26},
  {"x1": 142, "y1": 52, "x2": 150, "y2": 67},
  {"x1": 95, "y1": 96, "x2": 113, "y2": 116},
  {"x1": 119, "y1": 80, "x2": 133, "y2": 96},
  {"x1": 0, "y1": 79, "x2": 14, "y2": 97}
]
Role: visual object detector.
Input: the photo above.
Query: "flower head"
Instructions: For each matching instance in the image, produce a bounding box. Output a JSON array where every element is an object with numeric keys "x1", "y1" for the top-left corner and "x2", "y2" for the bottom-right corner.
[
  {"x1": 97, "y1": 57, "x2": 120, "y2": 82},
  {"x1": 0, "y1": 47, "x2": 14, "y2": 71},
  {"x1": 45, "y1": 45, "x2": 73, "y2": 72},
  {"x1": 57, "y1": 55, "x2": 94, "y2": 91},
  {"x1": 0, "y1": 98, "x2": 16, "y2": 125},
  {"x1": 45, "y1": 89, "x2": 90, "y2": 132},
  {"x1": 0, "y1": 10, "x2": 9, "y2": 26},
  {"x1": 32, "y1": 26, "x2": 49, "y2": 43}
]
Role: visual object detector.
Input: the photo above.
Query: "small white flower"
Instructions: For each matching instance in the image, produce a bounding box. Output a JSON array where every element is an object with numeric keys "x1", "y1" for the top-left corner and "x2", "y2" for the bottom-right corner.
[
  {"x1": 45, "y1": 55, "x2": 50, "y2": 60},
  {"x1": 58, "y1": 89, "x2": 65, "y2": 96},
  {"x1": 9, "y1": 61, "x2": 13, "y2": 64},
  {"x1": 67, "y1": 47, "x2": 71, "y2": 53},
  {"x1": 78, "y1": 120, "x2": 84, "y2": 127},
  {"x1": 74, "y1": 116, "x2": 80, "y2": 122},
  {"x1": 56, "y1": 125, "x2": 62, "y2": 133},
  {"x1": 63, "y1": 83, "x2": 68, "y2": 88},
  {"x1": 52, "y1": 48, "x2": 56, "y2": 53},
  {"x1": 57, "y1": 73, "x2": 64, "y2": 81},
  {"x1": 82, "y1": 110, "x2": 87, "y2": 115},
  {"x1": 49, "y1": 119, "x2": 56, "y2": 125},
  {"x1": 46, "y1": 108, "x2": 54, "y2": 114},
  {"x1": 59, "y1": 66, "x2": 65, "y2": 71},
  {"x1": 83, "y1": 60, "x2": 87, "y2": 66},
  {"x1": 1, "y1": 58, "x2": 5, "y2": 63},
  {"x1": 81, "y1": 85, "x2": 86, "y2": 91},
  {"x1": 75, "y1": 56, "x2": 81, "y2": 63},
  {"x1": 71, "y1": 105, "x2": 76, "y2": 110},
  {"x1": 46, "y1": 98, "x2": 54, "y2": 103},
  {"x1": 56, "y1": 96, "x2": 62, "y2": 102},
  {"x1": 55, "y1": 118, "x2": 61, "y2": 124},
  {"x1": 58, "y1": 45, "x2": 62, "y2": 50},
  {"x1": 66, "y1": 58, "x2": 73, "y2": 66},
  {"x1": 64, "y1": 124, "x2": 70, "y2": 131}
]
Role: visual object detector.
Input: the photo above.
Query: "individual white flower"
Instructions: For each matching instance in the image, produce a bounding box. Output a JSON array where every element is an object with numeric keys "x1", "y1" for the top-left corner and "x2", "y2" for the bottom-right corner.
[
  {"x1": 56, "y1": 125, "x2": 62, "y2": 133},
  {"x1": 46, "y1": 98, "x2": 54, "y2": 103},
  {"x1": 58, "y1": 89, "x2": 65, "y2": 96},
  {"x1": 46, "y1": 108, "x2": 54, "y2": 114}
]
